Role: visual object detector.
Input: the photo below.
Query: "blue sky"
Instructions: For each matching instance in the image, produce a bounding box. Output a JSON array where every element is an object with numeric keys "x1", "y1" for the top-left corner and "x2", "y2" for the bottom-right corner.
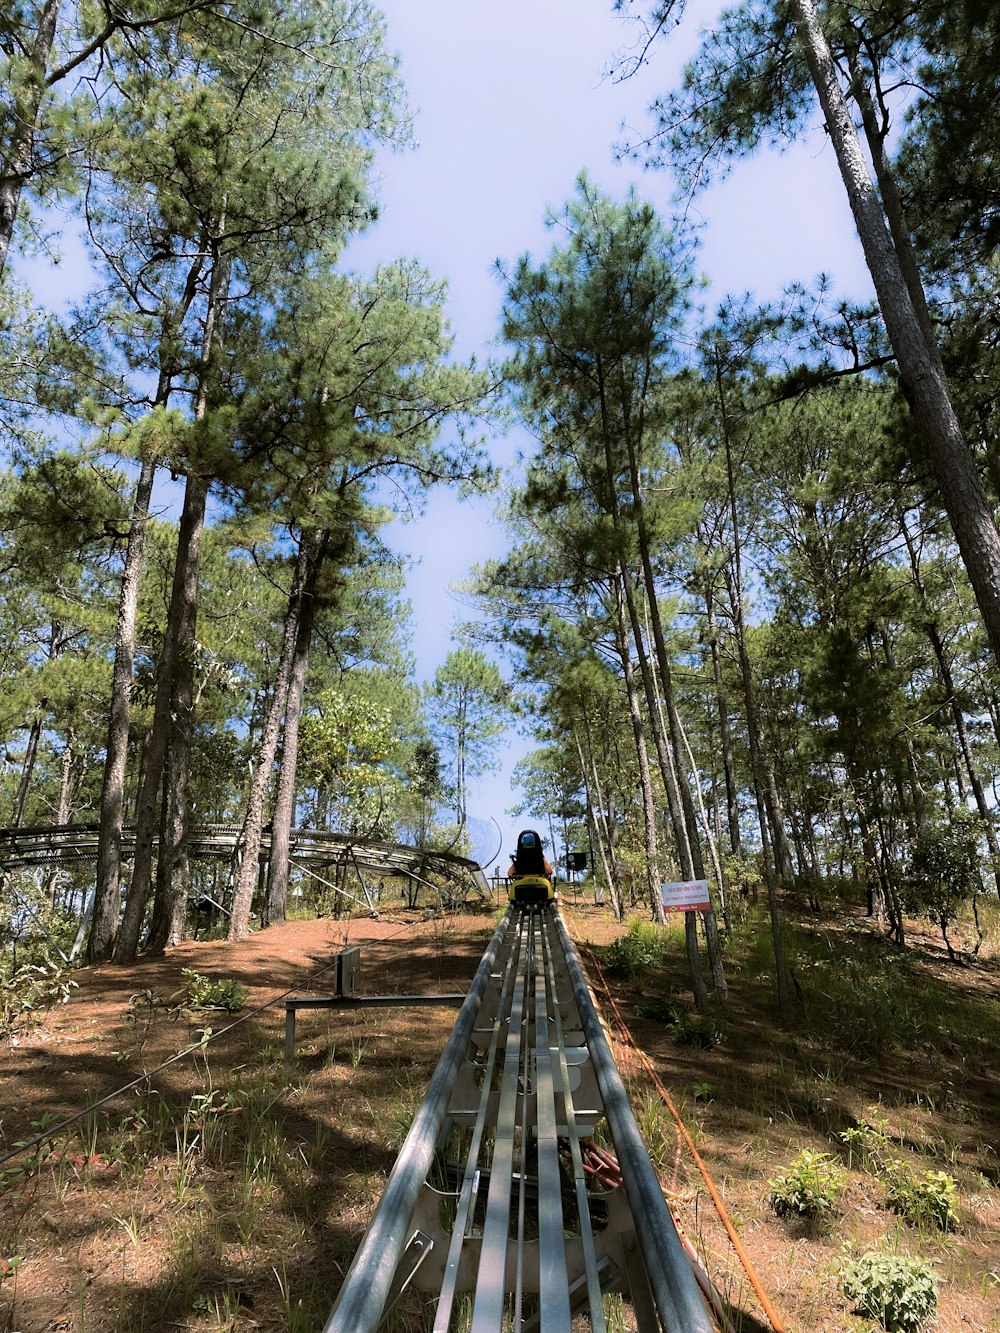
[
  {"x1": 344, "y1": 0, "x2": 876, "y2": 869},
  {"x1": 15, "y1": 0, "x2": 877, "y2": 871}
]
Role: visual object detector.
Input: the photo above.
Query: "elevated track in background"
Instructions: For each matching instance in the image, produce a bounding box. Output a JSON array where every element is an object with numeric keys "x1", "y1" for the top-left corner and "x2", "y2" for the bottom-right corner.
[
  {"x1": 1, "y1": 827, "x2": 777, "y2": 1328},
  {"x1": 0, "y1": 821, "x2": 491, "y2": 908},
  {"x1": 318, "y1": 902, "x2": 718, "y2": 1333}
]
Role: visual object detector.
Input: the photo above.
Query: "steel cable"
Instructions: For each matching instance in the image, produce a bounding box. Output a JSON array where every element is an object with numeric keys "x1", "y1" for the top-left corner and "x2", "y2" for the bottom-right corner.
[{"x1": 0, "y1": 919, "x2": 420, "y2": 1171}]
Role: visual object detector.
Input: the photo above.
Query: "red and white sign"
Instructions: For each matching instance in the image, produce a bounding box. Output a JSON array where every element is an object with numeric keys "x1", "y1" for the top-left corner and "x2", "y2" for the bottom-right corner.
[{"x1": 661, "y1": 879, "x2": 711, "y2": 913}]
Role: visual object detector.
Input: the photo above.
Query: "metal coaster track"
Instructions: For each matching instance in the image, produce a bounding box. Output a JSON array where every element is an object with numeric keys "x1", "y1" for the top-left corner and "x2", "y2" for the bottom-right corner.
[
  {"x1": 0, "y1": 821, "x2": 490, "y2": 902},
  {"x1": 321, "y1": 903, "x2": 714, "y2": 1333}
]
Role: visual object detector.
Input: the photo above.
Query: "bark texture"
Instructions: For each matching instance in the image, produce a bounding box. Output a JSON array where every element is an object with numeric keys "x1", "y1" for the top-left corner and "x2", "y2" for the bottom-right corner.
[
  {"x1": 792, "y1": 0, "x2": 1000, "y2": 665},
  {"x1": 228, "y1": 544, "x2": 308, "y2": 939},
  {"x1": 0, "y1": 0, "x2": 59, "y2": 277},
  {"x1": 88, "y1": 455, "x2": 157, "y2": 963}
]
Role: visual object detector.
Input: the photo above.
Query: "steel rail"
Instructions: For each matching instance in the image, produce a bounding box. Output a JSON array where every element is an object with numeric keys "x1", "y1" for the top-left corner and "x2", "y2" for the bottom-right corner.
[
  {"x1": 432, "y1": 910, "x2": 523, "y2": 1332},
  {"x1": 551, "y1": 908, "x2": 714, "y2": 1333},
  {"x1": 323, "y1": 904, "x2": 715, "y2": 1331},
  {"x1": 541, "y1": 905, "x2": 607, "y2": 1330},
  {"x1": 322, "y1": 910, "x2": 512, "y2": 1333},
  {"x1": 471, "y1": 909, "x2": 530, "y2": 1330},
  {"x1": 531, "y1": 911, "x2": 573, "y2": 1329},
  {"x1": 0, "y1": 821, "x2": 489, "y2": 899}
]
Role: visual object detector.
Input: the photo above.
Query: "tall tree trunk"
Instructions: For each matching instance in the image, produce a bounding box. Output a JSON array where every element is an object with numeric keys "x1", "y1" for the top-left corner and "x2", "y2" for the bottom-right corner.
[
  {"x1": 88, "y1": 455, "x2": 157, "y2": 962},
  {"x1": 898, "y1": 516, "x2": 1000, "y2": 895},
  {"x1": 0, "y1": 0, "x2": 59, "y2": 277},
  {"x1": 612, "y1": 577, "x2": 666, "y2": 922},
  {"x1": 729, "y1": 607, "x2": 793, "y2": 886},
  {"x1": 705, "y1": 578, "x2": 742, "y2": 857},
  {"x1": 115, "y1": 586, "x2": 179, "y2": 961},
  {"x1": 44, "y1": 731, "x2": 74, "y2": 905},
  {"x1": 573, "y1": 726, "x2": 622, "y2": 919},
  {"x1": 844, "y1": 39, "x2": 939, "y2": 355},
  {"x1": 117, "y1": 229, "x2": 228, "y2": 960},
  {"x1": 870, "y1": 626, "x2": 919, "y2": 845},
  {"x1": 264, "y1": 531, "x2": 325, "y2": 924},
  {"x1": 615, "y1": 362, "x2": 729, "y2": 1000},
  {"x1": 152, "y1": 238, "x2": 229, "y2": 949},
  {"x1": 609, "y1": 380, "x2": 728, "y2": 993},
  {"x1": 456, "y1": 692, "x2": 467, "y2": 828},
  {"x1": 90, "y1": 259, "x2": 205, "y2": 963},
  {"x1": 644, "y1": 615, "x2": 728, "y2": 989},
  {"x1": 53, "y1": 736, "x2": 72, "y2": 820},
  {"x1": 613, "y1": 364, "x2": 720, "y2": 898},
  {"x1": 792, "y1": 0, "x2": 1000, "y2": 665},
  {"x1": 673, "y1": 705, "x2": 730, "y2": 989},
  {"x1": 970, "y1": 652, "x2": 1000, "y2": 757},
  {"x1": 717, "y1": 378, "x2": 789, "y2": 1018},
  {"x1": 622, "y1": 574, "x2": 692, "y2": 873},
  {"x1": 929, "y1": 624, "x2": 1000, "y2": 893},
  {"x1": 228, "y1": 543, "x2": 308, "y2": 939},
  {"x1": 717, "y1": 369, "x2": 795, "y2": 885},
  {"x1": 592, "y1": 357, "x2": 692, "y2": 878},
  {"x1": 11, "y1": 711, "x2": 44, "y2": 828},
  {"x1": 614, "y1": 579, "x2": 711, "y2": 1009},
  {"x1": 147, "y1": 469, "x2": 209, "y2": 951},
  {"x1": 581, "y1": 703, "x2": 626, "y2": 916}
]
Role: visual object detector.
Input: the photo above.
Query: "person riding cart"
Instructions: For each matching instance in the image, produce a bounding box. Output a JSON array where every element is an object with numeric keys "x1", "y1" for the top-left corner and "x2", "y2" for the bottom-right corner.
[{"x1": 506, "y1": 829, "x2": 555, "y2": 903}]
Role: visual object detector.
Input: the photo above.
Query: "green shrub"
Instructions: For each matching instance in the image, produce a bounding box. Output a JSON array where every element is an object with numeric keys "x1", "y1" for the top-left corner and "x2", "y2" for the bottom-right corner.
[
  {"x1": 0, "y1": 1254, "x2": 23, "y2": 1282},
  {"x1": 787, "y1": 1080, "x2": 831, "y2": 1119},
  {"x1": 837, "y1": 1112, "x2": 960, "y2": 1232},
  {"x1": 903, "y1": 809, "x2": 981, "y2": 960},
  {"x1": 768, "y1": 1149, "x2": 845, "y2": 1219},
  {"x1": 673, "y1": 1013, "x2": 723, "y2": 1048},
  {"x1": 0, "y1": 958, "x2": 78, "y2": 1036},
  {"x1": 822, "y1": 955, "x2": 926, "y2": 1056},
  {"x1": 885, "y1": 1167, "x2": 959, "y2": 1232},
  {"x1": 178, "y1": 969, "x2": 247, "y2": 1012},
  {"x1": 604, "y1": 920, "x2": 664, "y2": 981},
  {"x1": 721, "y1": 856, "x2": 761, "y2": 926},
  {"x1": 634, "y1": 997, "x2": 679, "y2": 1024},
  {"x1": 840, "y1": 1251, "x2": 938, "y2": 1331},
  {"x1": 838, "y1": 1112, "x2": 894, "y2": 1175}
]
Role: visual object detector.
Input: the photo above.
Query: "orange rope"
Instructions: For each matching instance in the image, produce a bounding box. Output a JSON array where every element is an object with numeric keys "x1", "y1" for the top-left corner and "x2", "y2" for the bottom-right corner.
[{"x1": 583, "y1": 943, "x2": 788, "y2": 1333}]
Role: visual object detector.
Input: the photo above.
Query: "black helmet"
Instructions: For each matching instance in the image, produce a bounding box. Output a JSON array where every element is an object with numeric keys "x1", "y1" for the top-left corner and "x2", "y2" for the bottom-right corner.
[{"x1": 514, "y1": 829, "x2": 546, "y2": 875}]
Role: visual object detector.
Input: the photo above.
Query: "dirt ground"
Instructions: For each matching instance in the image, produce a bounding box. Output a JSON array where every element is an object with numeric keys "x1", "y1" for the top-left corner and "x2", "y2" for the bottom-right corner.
[{"x1": 1, "y1": 899, "x2": 998, "y2": 1331}]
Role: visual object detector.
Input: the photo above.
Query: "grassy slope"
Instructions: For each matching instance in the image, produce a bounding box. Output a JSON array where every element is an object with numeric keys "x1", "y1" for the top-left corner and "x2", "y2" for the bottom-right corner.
[{"x1": 1, "y1": 897, "x2": 998, "y2": 1331}]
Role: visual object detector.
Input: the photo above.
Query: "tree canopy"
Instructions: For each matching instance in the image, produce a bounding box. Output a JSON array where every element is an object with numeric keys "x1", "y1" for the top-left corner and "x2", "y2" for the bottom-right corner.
[{"x1": 3, "y1": 0, "x2": 999, "y2": 991}]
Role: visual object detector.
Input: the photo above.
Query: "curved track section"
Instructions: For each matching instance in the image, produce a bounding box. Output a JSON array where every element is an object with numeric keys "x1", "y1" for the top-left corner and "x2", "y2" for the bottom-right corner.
[
  {"x1": 323, "y1": 903, "x2": 714, "y2": 1333},
  {"x1": 0, "y1": 822, "x2": 490, "y2": 902}
]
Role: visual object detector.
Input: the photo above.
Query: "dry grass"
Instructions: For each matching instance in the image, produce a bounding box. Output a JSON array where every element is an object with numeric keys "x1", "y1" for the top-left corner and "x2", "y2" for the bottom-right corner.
[
  {"x1": 1, "y1": 895, "x2": 998, "y2": 1331},
  {"x1": 575, "y1": 896, "x2": 1000, "y2": 1333}
]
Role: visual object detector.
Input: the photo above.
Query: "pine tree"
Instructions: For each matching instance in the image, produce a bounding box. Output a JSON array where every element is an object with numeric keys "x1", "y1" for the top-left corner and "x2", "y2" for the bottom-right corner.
[
  {"x1": 79, "y1": 0, "x2": 407, "y2": 959},
  {"x1": 427, "y1": 649, "x2": 508, "y2": 830},
  {"x1": 620, "y1": 0, "x2": 1000, "y2": 665}
]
